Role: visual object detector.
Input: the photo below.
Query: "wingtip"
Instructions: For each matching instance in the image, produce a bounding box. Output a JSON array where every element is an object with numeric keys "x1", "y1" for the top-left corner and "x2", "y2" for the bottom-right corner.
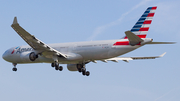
[
  {"x1": 13, "y1": 17, "x2": 18, "y2": 25},
  {"x1": 159, "y1": 52, "x2": 166, "y2": 57},
  {"x1": 171, "y1": 42, "x2": 177, "y2": 44}
]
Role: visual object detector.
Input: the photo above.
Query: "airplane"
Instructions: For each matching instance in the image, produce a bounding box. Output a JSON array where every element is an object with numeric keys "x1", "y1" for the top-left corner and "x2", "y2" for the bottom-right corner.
[{"x1": 2, "y1": 6, "x2": 175, "y2": 76}]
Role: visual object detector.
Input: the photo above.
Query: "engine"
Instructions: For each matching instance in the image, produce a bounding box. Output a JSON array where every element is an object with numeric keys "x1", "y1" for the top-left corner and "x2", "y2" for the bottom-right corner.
[
  {"x1": 20, "y1": 52, "x2": 38, "y2": 62},
  {"x1": 29, "y1": 52, "x2": 38, "y2": 61},
  {"x1": 67, "y1": 64, "x2": 78, "y2": 71}
]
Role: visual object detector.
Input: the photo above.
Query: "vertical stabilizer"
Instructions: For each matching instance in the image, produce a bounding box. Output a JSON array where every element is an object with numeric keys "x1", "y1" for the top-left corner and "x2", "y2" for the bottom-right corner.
[{"x1": 124, "y1": 6, "x2": 157, "y2": 39}]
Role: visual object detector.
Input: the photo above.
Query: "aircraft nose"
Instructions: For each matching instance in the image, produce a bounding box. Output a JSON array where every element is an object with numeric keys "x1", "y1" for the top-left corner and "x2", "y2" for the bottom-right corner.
[{"x1": 2, "y1": 50, "x2": 9, "y2": 61}]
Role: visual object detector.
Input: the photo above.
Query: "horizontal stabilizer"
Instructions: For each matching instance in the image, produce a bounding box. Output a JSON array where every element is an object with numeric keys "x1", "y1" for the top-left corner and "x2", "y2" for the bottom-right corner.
[
  {"x1": 146, "y1": 42, "x2": 176, "y2": 44},
  {"x1": 125, "y1": 31, "x2": 143, "y2": 46}
]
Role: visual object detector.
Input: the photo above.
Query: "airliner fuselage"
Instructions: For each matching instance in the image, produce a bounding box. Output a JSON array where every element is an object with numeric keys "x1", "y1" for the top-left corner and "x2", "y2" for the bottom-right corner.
[{"x1": 3, "y1": 39, "x2": 145, "y2": 64}]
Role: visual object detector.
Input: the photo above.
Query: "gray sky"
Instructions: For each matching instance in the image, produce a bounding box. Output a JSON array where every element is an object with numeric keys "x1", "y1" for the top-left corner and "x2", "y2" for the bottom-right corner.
[{"x1": 0, "y1": 0, "x2": 180, "y2": 101}]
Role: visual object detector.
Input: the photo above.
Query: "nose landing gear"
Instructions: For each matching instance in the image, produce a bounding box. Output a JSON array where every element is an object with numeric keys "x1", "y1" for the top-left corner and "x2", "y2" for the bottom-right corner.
[{"x1": 12, "y1": 63, "x2": 17, "y2": 71}]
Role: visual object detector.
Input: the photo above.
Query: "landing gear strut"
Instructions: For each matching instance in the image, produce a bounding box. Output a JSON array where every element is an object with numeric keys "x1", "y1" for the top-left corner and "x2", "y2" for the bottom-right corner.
[
  {"x1": 51, "y1": 62, "x2": 63, "y2": 71},
  {"x1": 85, "y1": 71, "x2": 90, "y2": 76},
  {"x1": 77, "y1": 64, "x2": 90, "y2": 76},
  {"x1": 12, "y1": 63, "x2": 17, "y2": 72},
  {"x1": 51, "y1": 63, "x2": 55, "y2": 67}
]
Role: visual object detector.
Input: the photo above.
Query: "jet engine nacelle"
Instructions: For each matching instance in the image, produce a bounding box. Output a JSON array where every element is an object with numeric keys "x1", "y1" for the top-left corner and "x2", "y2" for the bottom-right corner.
[
  {"x1": 20, "y1": 52, "x2": 38, "y2": 62},
  {"x1": 67, "y1": 64, "x2": 78, "y2": 71}
]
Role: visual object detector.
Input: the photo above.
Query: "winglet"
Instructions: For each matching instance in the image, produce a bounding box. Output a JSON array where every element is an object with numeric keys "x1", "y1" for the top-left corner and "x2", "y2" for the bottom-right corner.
[
  {"x1": 159, "y1": 52, "x2": 166, "y2": 58},
  {"x1": 13, "y1": 17, "x2": 18, "y2": 25}
]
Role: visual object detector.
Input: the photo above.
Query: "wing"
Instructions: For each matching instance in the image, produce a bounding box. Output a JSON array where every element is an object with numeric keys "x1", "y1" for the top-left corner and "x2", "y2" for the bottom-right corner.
[
  {"x1": 11, "y1": 17, "x2": 67, "y2": 58},
  {"x1": 102, "y1": 52, "x2": 166, "y2": 63}
]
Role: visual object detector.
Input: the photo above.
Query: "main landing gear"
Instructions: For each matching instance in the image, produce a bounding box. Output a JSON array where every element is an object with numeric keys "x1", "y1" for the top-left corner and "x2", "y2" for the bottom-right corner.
[
  {"x1": 12, "y1": 63, "x2": 17, "y2": 71},
  {"x1": 51, "y1": 62, "x2": 63, "y2": 71},
  {"x1": 77, "y1": 64, "x2": 90, "y2": 76}
]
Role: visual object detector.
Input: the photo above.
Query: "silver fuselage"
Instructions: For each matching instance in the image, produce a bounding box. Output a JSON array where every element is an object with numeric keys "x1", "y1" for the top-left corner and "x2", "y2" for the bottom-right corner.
[{"x1": 3, "y1": 38, "x2": 144, "y2": 64}]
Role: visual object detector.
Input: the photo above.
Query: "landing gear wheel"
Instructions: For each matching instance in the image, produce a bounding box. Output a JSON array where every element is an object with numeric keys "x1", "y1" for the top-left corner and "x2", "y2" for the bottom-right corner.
[
  {"x1": 77, "y1": 64, "x2": 83, "y2": 72},
  {"x1": 55, "y1": 62, "x2": 59, "y2": 67},
  {"x1": 82, "y1": 71, "x2": 86, "y2": 76},
  {"x1": 51, "y1": 63, "x2": 55, "y2": 67},
  {"x1": 78, "y1": 69, "x2": 82, "y2": 72},
  {"x1": 86, "y1": 71, "x2": 90, "y2": 76},
  {"x1": 12, "y1": 63, "x2": 17, "y2": 72},
  {"x1": 12, "y1": 68, "x2": 17, "y2": 71},
  {"x1": 54, "y1": 61, "x2": 59, "y2": 71},
  {"x1": 55, "y1": 66, "x2": 59, "y2": 70},
  {"x1": 59, "y1": 66, "x2": 63, "y2": 71}
]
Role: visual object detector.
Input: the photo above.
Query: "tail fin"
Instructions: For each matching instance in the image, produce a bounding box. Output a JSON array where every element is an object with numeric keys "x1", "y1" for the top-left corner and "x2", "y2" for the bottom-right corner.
[{"x1": 124, "y1": 6, "x2": 157, "y2": 39}]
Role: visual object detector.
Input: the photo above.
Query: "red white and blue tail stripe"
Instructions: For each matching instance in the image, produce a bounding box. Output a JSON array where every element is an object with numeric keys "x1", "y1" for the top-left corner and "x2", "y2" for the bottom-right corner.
[{"x1": 126, "y1": 6, "x2": 157, "y2": 39}]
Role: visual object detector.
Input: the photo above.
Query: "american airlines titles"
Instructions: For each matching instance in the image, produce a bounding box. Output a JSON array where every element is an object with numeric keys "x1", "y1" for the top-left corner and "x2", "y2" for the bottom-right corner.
[{"x1": 16, "y1": 48, "x2": 33, "y2": 54}]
